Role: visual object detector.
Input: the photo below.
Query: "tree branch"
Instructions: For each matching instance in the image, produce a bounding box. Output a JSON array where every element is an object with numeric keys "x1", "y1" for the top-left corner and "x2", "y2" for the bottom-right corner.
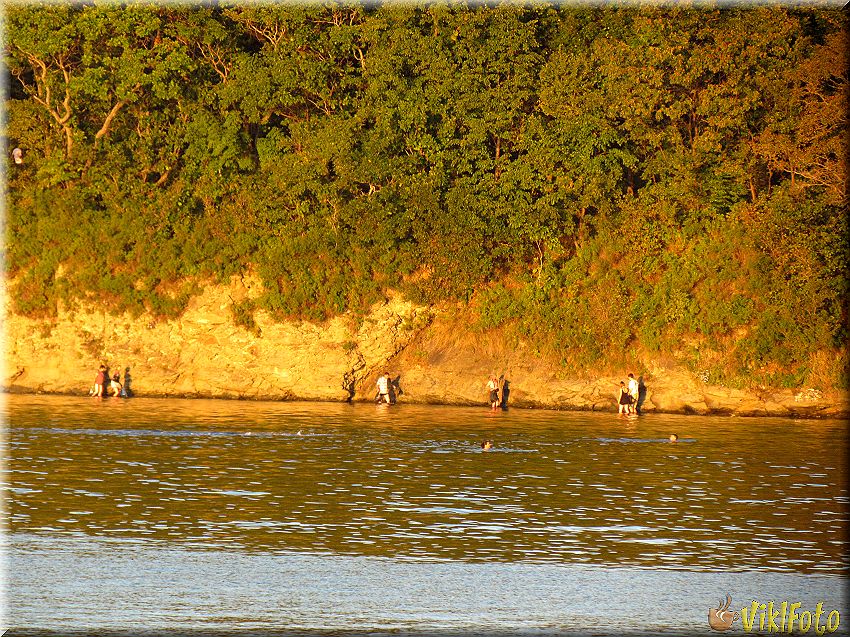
[{"x1": 94, "y1": 97, "x2": 130, "y2": 142}]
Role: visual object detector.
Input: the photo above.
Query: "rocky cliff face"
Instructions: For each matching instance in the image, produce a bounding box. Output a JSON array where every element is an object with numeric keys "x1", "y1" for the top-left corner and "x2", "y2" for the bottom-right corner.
[{"x1": 4, "y1": 277, "x2": 847, "y2": 418}]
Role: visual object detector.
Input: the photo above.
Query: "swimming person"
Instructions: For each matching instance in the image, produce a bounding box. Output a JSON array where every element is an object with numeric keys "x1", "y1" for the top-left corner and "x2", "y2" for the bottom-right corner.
[
  {"x1": 669, "y1": 433, "x2": 679, "y2": 443},
  {"x1": 481, "y1": 440, "x2": 493, "y2": 451}
]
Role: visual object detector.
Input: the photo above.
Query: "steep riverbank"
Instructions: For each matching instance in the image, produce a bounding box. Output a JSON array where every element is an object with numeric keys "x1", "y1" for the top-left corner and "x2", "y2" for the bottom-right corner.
[{"x1": 3, "y1": 276, "x2": 847, "y2": 418}]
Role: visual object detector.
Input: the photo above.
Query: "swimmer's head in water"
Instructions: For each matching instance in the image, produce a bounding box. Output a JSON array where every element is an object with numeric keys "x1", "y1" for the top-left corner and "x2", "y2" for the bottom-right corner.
[
  {"x1": 481, "y1": 440, "x2": 493, "y2": 450},
  {"x1": 669, "y1": 433, "x2": 679, "y2": 442}
]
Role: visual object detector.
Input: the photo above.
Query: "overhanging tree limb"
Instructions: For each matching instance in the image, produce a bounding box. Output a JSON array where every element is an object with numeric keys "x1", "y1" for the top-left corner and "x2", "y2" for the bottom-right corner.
[
  {"x1": 16, "y1": 47, "x2": 75, "y2": 157},
  {"x1": 93, "y1": 83, "x2": 142, "y2": 146}
]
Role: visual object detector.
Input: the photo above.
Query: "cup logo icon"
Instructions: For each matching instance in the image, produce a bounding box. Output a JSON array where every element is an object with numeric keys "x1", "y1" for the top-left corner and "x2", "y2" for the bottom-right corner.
[{"x1": 709, "y1": 594, "x2": 740, "y2": 631}]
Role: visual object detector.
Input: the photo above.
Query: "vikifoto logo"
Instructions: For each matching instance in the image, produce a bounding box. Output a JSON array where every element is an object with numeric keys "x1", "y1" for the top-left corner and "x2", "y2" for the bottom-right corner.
[{"x1": 709, "y1": 594, "x2": 841, "y2": 633}]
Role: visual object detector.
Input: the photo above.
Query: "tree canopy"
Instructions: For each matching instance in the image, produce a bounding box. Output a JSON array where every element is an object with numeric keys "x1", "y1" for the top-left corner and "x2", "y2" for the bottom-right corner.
[{"x1": 4, "y1": 3, "x2": 848, "y2": 389}]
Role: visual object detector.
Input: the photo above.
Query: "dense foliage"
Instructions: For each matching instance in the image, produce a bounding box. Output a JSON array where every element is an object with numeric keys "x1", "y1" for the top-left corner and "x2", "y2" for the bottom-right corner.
[{"x1": 4, "y1": 3, "x2": 848, "y2": 388}]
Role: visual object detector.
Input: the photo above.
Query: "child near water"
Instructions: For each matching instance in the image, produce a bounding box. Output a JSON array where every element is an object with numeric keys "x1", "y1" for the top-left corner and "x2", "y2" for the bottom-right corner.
[
  {"x1": 109, "y1": 373, "x2": 123, "y2": 397},
  {"x1": 617, "y1": 381, "x2": 631, "y2": 414}
]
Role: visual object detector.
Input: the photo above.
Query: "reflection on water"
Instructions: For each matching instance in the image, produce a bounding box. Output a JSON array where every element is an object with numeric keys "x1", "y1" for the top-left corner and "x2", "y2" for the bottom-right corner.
[
  {"x1": 5, "y1": 395, "x2": 849, "y2": 633},
  {"x1": 7, "y1": 395, "x2": 848, "y2": 571},
  {"x1": 9, "y1": 532, "x2": 845, "y2": 635}
]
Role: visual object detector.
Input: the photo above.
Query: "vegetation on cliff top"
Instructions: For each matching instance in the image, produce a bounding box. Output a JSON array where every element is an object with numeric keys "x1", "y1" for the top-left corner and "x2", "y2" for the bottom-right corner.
[{"x1": 4, "y1": 4, "x2": 848, "y2": 389}]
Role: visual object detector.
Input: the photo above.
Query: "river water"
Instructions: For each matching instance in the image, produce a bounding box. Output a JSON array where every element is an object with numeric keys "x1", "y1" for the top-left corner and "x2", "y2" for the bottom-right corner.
[{"x1": 4, "y1": 394, "x2": 848, "y2": 635}]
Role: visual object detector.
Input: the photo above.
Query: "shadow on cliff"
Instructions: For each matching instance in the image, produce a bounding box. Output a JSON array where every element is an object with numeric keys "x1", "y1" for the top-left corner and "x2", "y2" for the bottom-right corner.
[
  {"x1": 390, "y1": 375, "x2": 403, "y2": 404},
  {"x1": 123, "y1": 367, "x2": 134, "y2": 397},
  {"x1": 501, "y1": 379, "x2": 510, "y2": 410},
  {"x1": 636, "y1": 376, "x2": 647, "y2": 414}
]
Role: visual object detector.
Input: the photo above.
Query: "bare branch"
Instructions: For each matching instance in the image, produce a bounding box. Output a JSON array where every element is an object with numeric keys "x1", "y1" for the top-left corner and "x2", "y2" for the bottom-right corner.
[
  {"x1": 197, "y1": 42, "x2": 231, "y2": 82},
  {"x1": 244, "y1": 20, "x2": 287, "y2": 51},
  {"x1": 57, "y1": 62, "x2": 72, "y2": 125},
  {"x1": 94, "y1": 98, "x2": 129, "y2": 141},
  {"x1": 154, "y1": 168, "x2": 171, "y2": 187}
]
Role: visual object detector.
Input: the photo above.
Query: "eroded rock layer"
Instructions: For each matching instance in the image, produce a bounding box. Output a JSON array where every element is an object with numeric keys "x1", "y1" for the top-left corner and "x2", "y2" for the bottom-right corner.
[{"x1": 4, "y1": 278, "x2": 846, "y2": 418}]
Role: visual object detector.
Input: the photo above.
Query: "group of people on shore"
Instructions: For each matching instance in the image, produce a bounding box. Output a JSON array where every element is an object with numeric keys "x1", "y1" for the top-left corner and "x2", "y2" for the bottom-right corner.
[
  {"x1": 376, "y1": 370, "x2": 507, "y2": 412},
  {"x1": 617, "y1": 373, "x2": 640, "y2": 415},
  {"x1": 89, "y1": 364, "x2": 129, "y2": 398},
  {"x1": 373, "y1": 370, "x2": 646, "y2": 416},
  {"x1": 85, "y1": 363, "x2": 673, "y2": 443}
]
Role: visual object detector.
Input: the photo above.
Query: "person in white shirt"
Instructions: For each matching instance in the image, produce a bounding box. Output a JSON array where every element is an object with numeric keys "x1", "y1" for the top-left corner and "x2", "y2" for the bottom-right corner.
[
  {"x1": 376, "y1": 371, "x2": 391, "y2": 404},
  {"x1": 108, "y1": 373, "x2": 123, "y2": 397},
  {"x1": 487, "y1": 376, "x2": 500, "y2": 410},
  {"x1": 627, "y1": 373, "x2": 639, "y2": 414}
]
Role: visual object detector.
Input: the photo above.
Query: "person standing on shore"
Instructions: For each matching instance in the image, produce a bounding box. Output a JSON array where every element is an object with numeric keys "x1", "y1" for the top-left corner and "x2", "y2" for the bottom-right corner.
[
  {"x1": 627, "y1": 373, "x2": 639, "y2": 414},
  {"x1": 376, "y1": 371, "x2": 391, "y2": 404},
  {"x1": 487, "y1": 376, "x2": 501, "y2": 410},
  {"x1": 89, "y1": 364, "x2": 107, "y2": 397},
  {"x1": 617, "y1": 381, "x2": 631, "y2": 415},
  {"x1": 109, "y1": 373, "x2": 123, "y2": 397}
]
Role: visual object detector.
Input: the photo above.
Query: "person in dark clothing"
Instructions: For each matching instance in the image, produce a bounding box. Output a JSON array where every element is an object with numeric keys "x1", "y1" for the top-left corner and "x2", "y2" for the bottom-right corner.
[{"x1": 617, "y1": 381, "x2": 631, "y2": 415}]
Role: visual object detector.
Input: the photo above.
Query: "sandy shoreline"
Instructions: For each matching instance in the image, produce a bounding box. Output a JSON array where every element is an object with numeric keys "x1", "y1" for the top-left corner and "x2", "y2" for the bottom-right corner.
[{"x1": 5, "y1": 387, "x2": 847, "y2": 420}]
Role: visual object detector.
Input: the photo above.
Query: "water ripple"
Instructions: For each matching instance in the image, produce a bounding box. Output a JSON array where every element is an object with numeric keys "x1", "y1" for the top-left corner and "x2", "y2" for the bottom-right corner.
[{"x1": 6, "y1": 395, "x2": 848, "y2": 574}]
